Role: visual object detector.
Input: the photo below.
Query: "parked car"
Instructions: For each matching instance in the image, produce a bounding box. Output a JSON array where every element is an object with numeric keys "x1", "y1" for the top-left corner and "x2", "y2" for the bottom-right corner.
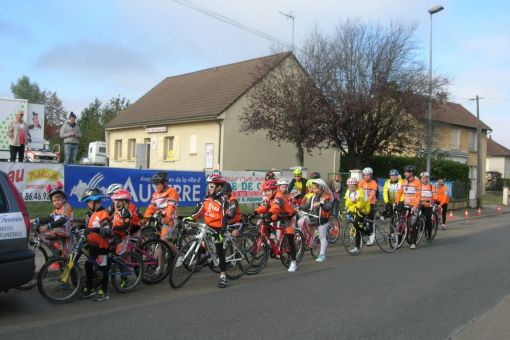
[{"x1": 0, "y1": 170, "x2": 34, "y2": 292}]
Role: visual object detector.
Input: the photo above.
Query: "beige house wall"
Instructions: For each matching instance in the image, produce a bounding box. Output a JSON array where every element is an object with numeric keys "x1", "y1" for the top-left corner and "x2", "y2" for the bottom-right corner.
[{"x1": 106, "y1": 121, "x2": 220, "y2": 171}]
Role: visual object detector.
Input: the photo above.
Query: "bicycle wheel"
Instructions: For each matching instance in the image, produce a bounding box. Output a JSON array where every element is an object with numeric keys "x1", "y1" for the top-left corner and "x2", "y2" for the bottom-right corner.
[
  {"x1": 374, "y1": 218, "x2": 398, "y2": 253},
  {"x1": 17, "y1": 245, "x2": 49, "y2": 290},
  {"x1": 139, "y1": 239, "x2": 172, "y2": 284},
  {"x1": 310, "y1": 234, "x2": 321, "y2": 258},
  {"x1": 415, "y1": 217, "x2": 426, "y2": 245},
  {"x1": 37, "y1": 257, "x2": 82, "y2": 304},
  {"x1": 140, "y1": 227, "x2": 160, "y2": 242},
  {"x1": 327, "y1": 216, "x2": 340, "y2": 244},
  {"x1": 169, "y1": 239, "x2": 200, "y2": 289},
  {"x1": 395, "y1": 217, "x2": 408, "y2": 249},
  {"x1": 430, "y1": 212, "x2": 439, "y2": 240},
  {"x1": 245, "y1": 232, "x2": 269, "y2": 275},
  {"x1": 111, "y1": 251, "x2": 144, "y2": 293},
  {"x1": 342, "y1": 222, "x2": 362, "y2": 256},
  {"x1": 279, "y1": 230, "x2": 305, "y2": 268},
  {"x1": 224, "y1": 237, "x2": 251, "y2": 280}
]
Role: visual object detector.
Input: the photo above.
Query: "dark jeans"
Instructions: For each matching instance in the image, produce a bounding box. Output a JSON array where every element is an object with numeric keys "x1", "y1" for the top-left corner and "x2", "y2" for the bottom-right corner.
[
  {"x1": 9, "y1": 144, "x2": 25, "y2": 162},
  {"x1": 441, "y1": 204, "x2": 448, "y2": 224},
  {"x1": 421, "y1": 207, "x2": 433, "y2": 240}
]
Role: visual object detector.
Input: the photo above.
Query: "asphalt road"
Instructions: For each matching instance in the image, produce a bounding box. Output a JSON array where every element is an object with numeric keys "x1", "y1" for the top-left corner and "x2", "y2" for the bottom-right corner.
[{"x1": 1, "y1": 214, "x2": 509, "y2": 340}]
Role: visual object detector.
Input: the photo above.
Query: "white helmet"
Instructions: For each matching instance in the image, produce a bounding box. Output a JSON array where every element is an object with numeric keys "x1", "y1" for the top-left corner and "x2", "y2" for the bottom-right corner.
[
  {"x1": 106, "y1": 183, "x2": 123, "y2": 196},
  {"x1": 362, "y1": 167, "x2": 373, "y2": 175},
  {"x1": 276, "y1": 178, "x2": 289, "y2": 186},
  {"x1": 346, "y1": 177, "x2": 359, "y2": 185},
  {"x1": 420, "y1": 171, "x2": 430, "y2": 178},
  {"x1": 311, "y1": 178, "x2": 328, "y2": 190}
]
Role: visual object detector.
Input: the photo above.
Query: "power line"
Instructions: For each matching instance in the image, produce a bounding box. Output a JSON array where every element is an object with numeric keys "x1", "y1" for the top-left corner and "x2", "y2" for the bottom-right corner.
[{"x1": 170, "y1": 0, "x2": 291, "y2": 49}]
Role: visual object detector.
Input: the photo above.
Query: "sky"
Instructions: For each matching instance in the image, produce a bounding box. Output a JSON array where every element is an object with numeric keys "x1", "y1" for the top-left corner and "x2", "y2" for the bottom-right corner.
[{"x1": 1, "y1": 0, "x2": 509, "y2": 147}]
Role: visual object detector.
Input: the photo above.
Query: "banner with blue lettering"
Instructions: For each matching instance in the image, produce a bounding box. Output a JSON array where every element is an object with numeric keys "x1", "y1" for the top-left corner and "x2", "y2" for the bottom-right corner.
[{"x1": 64, "y1": 166, "x2": 206, "y2": 207}]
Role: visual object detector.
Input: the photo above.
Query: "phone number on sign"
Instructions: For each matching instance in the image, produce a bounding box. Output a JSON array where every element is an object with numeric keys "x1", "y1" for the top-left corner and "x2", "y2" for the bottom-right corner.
[{"x1": 23, "y1": 191, "x2": 49, "y2": 201}]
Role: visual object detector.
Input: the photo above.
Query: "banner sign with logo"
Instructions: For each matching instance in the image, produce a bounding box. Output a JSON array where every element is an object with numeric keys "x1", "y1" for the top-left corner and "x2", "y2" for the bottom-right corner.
[
  {"x1": 64, "y1": 166, "x2": 206, "y2": 207},
  {"x1": 206, "y1": 171, "x2": 266, "y2": 204},
  {"x1": 0, "y1": 163, "x2": 64, "y2": 201}
]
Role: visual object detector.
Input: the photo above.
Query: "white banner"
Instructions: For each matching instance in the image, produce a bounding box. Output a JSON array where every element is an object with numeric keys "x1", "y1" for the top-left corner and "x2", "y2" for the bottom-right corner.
[
  {"x1": 208, "y1": 171, "x2": 266, "y2": 204},
  {"x1": 0, "y1": 163, "x2": 65, "y2": 201}
]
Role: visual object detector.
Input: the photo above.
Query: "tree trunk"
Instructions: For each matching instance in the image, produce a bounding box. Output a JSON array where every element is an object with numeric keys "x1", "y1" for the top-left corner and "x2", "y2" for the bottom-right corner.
[{"x1": 296, "y1": 144, "x2": 304, "y2": 166}]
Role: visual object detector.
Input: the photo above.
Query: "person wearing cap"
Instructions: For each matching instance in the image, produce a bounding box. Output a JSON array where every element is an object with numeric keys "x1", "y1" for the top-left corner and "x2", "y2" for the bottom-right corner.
[
  {"x1": 383, "y1": 169, "x2": 404, "y2": 218},
  {"x1": 60, "y1": 111, "x2": 81, "y2": 164},
  {"x1": 7, "y1": 110, "x2": 31, "y2": 162}
]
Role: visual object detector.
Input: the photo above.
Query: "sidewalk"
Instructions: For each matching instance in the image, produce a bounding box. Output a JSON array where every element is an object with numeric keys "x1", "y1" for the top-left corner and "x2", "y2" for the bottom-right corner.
[{"x1": 443, "y1": 204, "x2": 509, "y2": 225}]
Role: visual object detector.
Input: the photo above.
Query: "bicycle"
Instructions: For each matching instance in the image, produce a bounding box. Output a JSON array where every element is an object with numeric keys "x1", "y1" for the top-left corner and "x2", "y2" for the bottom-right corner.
[
  {"x1": 169, "y1": 222, "x2": 252, "y2": 289},
  {"x1": 17, "y1": 223, "x2": 67, "y2": 290},
  {"x1": 430, "y1": 203, "x2": 441, "y2": 240},
  {"x1": 296, "y1": 210, "x2": 321, "y2": 258},
  {"x1": 37, "y1": 227, "x2": 145, "y2": 304},
  {"x1": 141, "y1": 213, "x2": 198, "y2": 249},
  {"x1": 244, "y1": 214, "x2": 305, "y2": 275},
  {"x1": 394, "y1": 206, "x2": 425, "y2": 249}
]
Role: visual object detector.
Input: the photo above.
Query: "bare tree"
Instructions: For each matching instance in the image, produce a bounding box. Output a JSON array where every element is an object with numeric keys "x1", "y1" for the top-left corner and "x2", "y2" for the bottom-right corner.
[
  {"x1": 300, "y1": 20, "x2": 447, "y2": 168},
  {"x1": 240, "y1": 54, "x2": 326, "y2": 165}
]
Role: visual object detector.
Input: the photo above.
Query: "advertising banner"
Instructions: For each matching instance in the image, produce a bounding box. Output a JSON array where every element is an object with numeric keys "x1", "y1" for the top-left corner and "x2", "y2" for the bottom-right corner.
[
  {"x1": 0, "y1": 163, "x2": 64, "y2": 201},
  {"x1": 64, "y1": 166, "x2": 206, "y2": 207},
  {"x1": 208, "y1": 171, "x2": 266, "y2": 204}
]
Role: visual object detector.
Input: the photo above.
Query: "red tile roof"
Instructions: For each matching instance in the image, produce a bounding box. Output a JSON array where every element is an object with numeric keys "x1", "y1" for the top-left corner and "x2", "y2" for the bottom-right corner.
[
  {"x1": 413, "y1": 101, "x2": 491, "y2": 131},
  {"x1": 487, "y1": 138, "x2": 510, "y2": 157}
]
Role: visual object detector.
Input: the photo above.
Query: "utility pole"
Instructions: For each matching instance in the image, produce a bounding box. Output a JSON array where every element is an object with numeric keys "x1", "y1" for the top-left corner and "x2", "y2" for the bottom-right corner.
[
  {"x1": 278, "y1": 11, "x2": 295, "y2": 51},
  {"x1": 470, "y1": 95, "x2": 484, "y2": 209}
]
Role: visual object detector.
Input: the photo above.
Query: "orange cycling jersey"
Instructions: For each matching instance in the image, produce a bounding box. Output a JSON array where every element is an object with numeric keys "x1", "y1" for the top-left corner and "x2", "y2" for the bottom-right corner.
[
  {"x1": 359, "y1": 179, "x2": 378, "y2": 205},
  {"x1": 420, "y1": 183, "x2": 437, "y2": 208},
  {"x1": 396, "y1": 178, "x2": 422, "y2": 209},
  {"x1": 192, "y1": 195, "x2": 226, "y2": 229},
  {"x1": 436, "y1": 185, "x2": 449, "y2": 204},
  {"x1": 227, "y1": 196, "x2": 242, "y2": 224},
  {"x1": 144, "y1": 185, "x2": 179, "y2": 226},
  {"x1": 86, "y1": 208, "x2": 111, "y2": 249},
  {"x1": 269, "y1": 191, "x2": 296, "y2": 219}
]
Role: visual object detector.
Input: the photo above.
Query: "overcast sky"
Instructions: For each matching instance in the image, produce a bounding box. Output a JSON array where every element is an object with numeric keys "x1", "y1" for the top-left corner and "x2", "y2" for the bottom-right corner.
[{"x1": 1, "y1": 0, "x2": 509, "y2": 147}]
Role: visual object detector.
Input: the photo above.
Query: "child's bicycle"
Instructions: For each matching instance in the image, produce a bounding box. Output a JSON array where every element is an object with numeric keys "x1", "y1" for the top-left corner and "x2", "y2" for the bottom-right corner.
[
  {"x1": 17, "y1": 222, "x2": 67, "y2": 290},
  {"x1": 141, "y1": 213, "x2": 198, "y2": 249},
  {"x1": 244, "y1": 214, "x2": 305, "y2": 275},
  {"x1": 37, "y1": 227, "x2": 145, "y2": 304},
  {"x1": 296, "y1": 210, "x2": 321, "y2": 258},
  {"x1": 169, "y1": 222, "x2": 253, "y2": 288}
]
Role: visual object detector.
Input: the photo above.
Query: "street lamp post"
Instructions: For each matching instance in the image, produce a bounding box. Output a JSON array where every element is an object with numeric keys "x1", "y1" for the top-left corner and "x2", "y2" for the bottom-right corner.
[{"x1": 426, "y1": 5, "x2": 444, "y2": 174}]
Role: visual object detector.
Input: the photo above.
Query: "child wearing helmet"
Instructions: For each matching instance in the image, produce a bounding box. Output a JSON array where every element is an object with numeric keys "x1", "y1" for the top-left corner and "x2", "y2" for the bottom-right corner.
[
  {"x1": 30, "y1": 181, "x2": 74, "y2": 256},
  {"x1": 106, "y1": 183, "x2": 141, "y2": 236},
  {"x1": 288, "y1": 168, "x2": 308, "y2": 202},
  {"x1": 298, "y1": 178, "x2": 333, "y2": 262},
  {"x1": 344, "y1": 177, "x2": 371, "y2": 253},
  {"x1": 383, "y1": 169, "x2": 404, "y2": 218},
  {"x1": 80, "y1": 188, "x2": 112, "y2": 301},
  {"x1": 110, "y1": 189, "x2": 134, "y2": 255},
  {"x1": 221, "y1": 182, "x2": 242, "y2": 236},
  {"x1": 302, "y1": 179, "x2": 315, "y2": 204},
  {"x1": 395, "y1": 165, "x2": 422, "y2": 249},
  {"x1": 188, "y1": 174, "x2": 230, "y2": 288},
  {"x1": 143, "y1": 171, "x2": 179, "y2": 255},
  {"x1": 359, "y1": 167, "x2": 378, "y2": 246}
]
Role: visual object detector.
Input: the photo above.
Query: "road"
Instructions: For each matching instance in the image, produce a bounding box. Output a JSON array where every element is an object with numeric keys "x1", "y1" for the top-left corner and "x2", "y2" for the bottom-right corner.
[{"x1": 1, "y1": 214, "x2": 509, "y2": 340}]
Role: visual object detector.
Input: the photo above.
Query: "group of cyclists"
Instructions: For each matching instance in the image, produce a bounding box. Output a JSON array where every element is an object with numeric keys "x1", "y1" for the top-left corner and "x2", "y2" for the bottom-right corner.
[{"x1": 30, "y1": 163, "x2": 450, "y2": 301}]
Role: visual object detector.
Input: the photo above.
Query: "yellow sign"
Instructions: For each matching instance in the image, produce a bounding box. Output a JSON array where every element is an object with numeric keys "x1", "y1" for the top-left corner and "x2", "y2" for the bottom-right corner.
[{"x1": 27, "y1": 169, "x2": 61, "y2": 182}]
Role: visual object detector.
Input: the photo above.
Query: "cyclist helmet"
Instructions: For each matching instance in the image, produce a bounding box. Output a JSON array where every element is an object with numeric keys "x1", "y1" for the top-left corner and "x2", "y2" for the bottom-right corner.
[
  {"x1": 346, "y1": 177, "x2": 359, "y2": 185},
  {"x1": 306, "y1": 179, "x2": 314, "y2": 188},
  {"x1": 293, "y1": 168, "x2": 303, "y2": 176},
  {"x1": 207, "y1": 174, "x2": 226, "y2": 185},
  {"x1": 81, "y1": 188, "x2": 104, "y2": 202},
  {"x1": 420, "y1": 171, "x2": 430, "y2": 178},
  {"x1": 46, "y1": 181, "x2": 66, "y2": 199},
  {"x1": 106, "y1": 183, "x2": 123, "y2": 196},
  {"x1": 311, "y1": 178, "x2": 327, "y2": 189},
  {"x1": 276, "y1": 178, "x2": 289, "y2": 186},
  {"x1": 111, "y1": 189, "x2": 131, "y2": 201},
  {"x1": 309, "y1": 171, "x2": 321, "y2": 179},
  {"x1": 262, "y1": 180, "x2": 277, "y2": 191},
  {"x1": 362, "y1": 167, "x2": 373, "y2": 175},
  {"x1": 389, "y1": 169, "x2": 399, "y2": 177},
  {"x1": 151, "y1": 171, "x2": 168, "y2": 184},
  {"x1": 221, "y1": 182, "x2": 233, "y2": 194},
  {"x1": 403, "y1": 165, "x2": 415, "y2": 173}
]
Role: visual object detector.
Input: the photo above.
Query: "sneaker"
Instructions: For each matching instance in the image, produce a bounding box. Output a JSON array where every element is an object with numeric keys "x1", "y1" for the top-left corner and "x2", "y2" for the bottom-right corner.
[
  {"x1": 315, "y1": 255, "x2": 326, "y2": 262},
  {"x1": 441, "y1": 224, "x2": 446, "y2": 230},
  {"x1": 288, "y1": 261, "x2": 298, "y2": 272},
  {"x1": 95, "y1": 289, "x2": 110, "y2": 301},
  {"x1": 79, "y1": 288, "x2": 96, "y2": 299},
  {"x1": 218, "y1": 276, "x2": 227, "y2": 288},
  {"x1": 367, "y1": 234, "x2": 375, "y2": 246},
  {"x1": 410, "y1": 244, "x2": 417, "y2": 249},
  {"x1": 349, "y1": 247, "x2": 359, "y2": 254}
]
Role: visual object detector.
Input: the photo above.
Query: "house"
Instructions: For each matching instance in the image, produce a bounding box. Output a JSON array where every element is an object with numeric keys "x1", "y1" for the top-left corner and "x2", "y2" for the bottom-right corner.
[
  {"x1": 104, "y1": 52, "x2": 339, "y2": 176},
  {"x1": 486, "y1": 138, "x2": 510, "y2": 179},
  {"x1": 413, "y1": 101, "x2": 491, "y2": 195}
]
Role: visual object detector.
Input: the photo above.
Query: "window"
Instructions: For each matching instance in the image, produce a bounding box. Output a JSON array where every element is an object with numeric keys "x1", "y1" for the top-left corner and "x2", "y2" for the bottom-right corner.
[
  {"x1": 164, "y1": 136, "x2": 174, "y2": 161},
  {"x1": 468, "y1": 131, "x2": 477, "y2": 151},
  {"x1": 190, "y1": 135, "x2": 197, "y2": 155},
  {"x1": 98, "y1": 146, "x2": 106, "y2": 154},
  {"x1": 114, "y1": 140, "x2": 122, "y2": 160},
  {"x1": 127, "y1": 139, "x2": 136, "y2": 160},
  {"x1": 450, "y1": 128, "x2": 460, "y2": 149}
]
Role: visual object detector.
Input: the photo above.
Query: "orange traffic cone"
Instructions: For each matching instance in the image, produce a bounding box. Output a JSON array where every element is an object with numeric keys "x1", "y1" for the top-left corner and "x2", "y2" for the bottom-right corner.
[
  {"x1": 464, "y1": 209, "x2": 469, "y2": 219},
  {"x1": 477, "y1": 208, "x2": 482, "y2": 216},
  {"x1": 449, "y1": 210, "x2": 454, "y2": 221}
]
